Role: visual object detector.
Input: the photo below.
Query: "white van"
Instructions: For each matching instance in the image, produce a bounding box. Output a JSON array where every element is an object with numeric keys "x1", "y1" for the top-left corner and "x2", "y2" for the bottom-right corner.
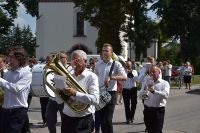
[{"x1": 87, "y1": 55, "x2": 101, "y2": 64}]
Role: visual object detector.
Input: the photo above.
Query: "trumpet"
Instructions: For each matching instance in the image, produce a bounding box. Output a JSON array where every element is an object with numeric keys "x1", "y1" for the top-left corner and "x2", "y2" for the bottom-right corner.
[
  {"x1": 142, "y1": 89, "x2": 149, "y2": 100},
  {"x1": 142, "y1": 77, "x2": 154, "y2": 100}
]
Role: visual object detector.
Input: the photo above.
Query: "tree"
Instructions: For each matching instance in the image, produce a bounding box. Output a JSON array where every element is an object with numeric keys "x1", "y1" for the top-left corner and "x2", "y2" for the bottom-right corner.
[
  {"x1": 151, "y1": 0, "x2": 200, "y2": 61},
  {"x1": 122, "y1": 0, "x2": 158, "y2": 60},
  {"x1": 0, "y1": 0, "x2": 19, "y2": 35},
  {"x1": 21, "y1": 25, "x2": 37, "y2": 56},
  {"x1": 20, "y1": 0, "x2": 39, "y2": 18},
  {"x1": 159, "y1": 42, "x2": 182, "y2": 65},
  {"x1": 0, "y1": 25, "x2": 37, "y2": 57},
  {"x1": 73, "y1": 0, "x2": 132, "y2": 54}
]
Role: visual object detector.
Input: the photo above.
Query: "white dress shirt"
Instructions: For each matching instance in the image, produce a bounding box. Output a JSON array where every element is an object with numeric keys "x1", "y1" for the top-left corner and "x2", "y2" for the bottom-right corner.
[
  {"x1": 121, "y1": 70, "x2": 138, "y2": 89},
  {"x1": 139, "y1": 77, "x2": 170, "y2": 107},
  {"x1": 63, "y1": 68, "x2": 99, "y2": 117},
  {"x1": 0, "y1": 67, "x2": 32, "y2": 109},
  {"x1": 183, "y1": 66, "x2": 193, "y2": 76},
  {"x1": 95, "y1": 59, "x2": 127, "y2": 91},
  {"x1": 164, "y1": 64, "x2": 172, "y2": 76}
]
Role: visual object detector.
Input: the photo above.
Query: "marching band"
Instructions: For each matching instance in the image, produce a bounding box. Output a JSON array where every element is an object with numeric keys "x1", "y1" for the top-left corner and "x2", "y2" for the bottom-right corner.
[{"x1": 4, "y1": 44, "x2": 197, "y2": 133}]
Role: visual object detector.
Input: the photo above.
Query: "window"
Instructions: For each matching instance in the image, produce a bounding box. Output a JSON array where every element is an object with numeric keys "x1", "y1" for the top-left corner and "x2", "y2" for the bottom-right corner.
[{"x1": 76, "y1": 12, "x2": 85, "y2": 36}]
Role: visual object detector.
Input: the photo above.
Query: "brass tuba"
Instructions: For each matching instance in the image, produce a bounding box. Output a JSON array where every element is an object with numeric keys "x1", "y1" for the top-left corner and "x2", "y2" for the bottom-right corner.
[{"x1": 43, "y1": 55, "x2": 90, "y2": 113}]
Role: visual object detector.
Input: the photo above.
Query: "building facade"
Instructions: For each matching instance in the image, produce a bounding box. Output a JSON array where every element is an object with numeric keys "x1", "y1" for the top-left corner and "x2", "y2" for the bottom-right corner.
[
  {"x1": 36, "y1": 0, "x2": 99, "y2": 59},
  {"x1": 36, "y1": 0, "x2": 156, "y2": 61}
]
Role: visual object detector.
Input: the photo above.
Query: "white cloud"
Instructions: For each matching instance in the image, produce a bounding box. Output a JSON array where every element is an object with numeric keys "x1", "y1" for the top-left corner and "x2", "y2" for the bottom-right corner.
[
  {"x1": 14, "y1": 3, "x2": 36, "y2": 34},
  {"x1": 14, "y1": 17, "x2": 27, "y2": 27},
  {"x1": 18, "y1": 3, "x2": 26, "y2": 16}
]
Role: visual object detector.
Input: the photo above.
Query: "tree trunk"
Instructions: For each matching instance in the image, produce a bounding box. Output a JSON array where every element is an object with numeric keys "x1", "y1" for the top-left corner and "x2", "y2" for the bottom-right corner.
[{"x1": 180, "y1": 33, "x2": 188, "y2": 62}]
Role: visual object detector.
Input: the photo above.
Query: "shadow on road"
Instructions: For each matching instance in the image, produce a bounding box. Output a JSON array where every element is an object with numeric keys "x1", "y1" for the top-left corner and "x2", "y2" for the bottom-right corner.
[
  {"x1": 29, "y1": 122, "x2": 46, "y2": 129},
  {"x1": 126, "y1": 131, "x2": 145, "y2": 133},
  {"x1": 186, "y1": 88, "x2": 200, "y2": 95},
  {"x1": 30, "y1": 122, "x2": 61, "y2": 129},
  {"x1": 113, "y1": 122, "x2": 127, "y2": 125},
  {"x1": 28, "y1": 107, "x2": 41, "y2": 112},
  {"x1": 113, "y1": 121, "x2": 144, "y2": 126}
]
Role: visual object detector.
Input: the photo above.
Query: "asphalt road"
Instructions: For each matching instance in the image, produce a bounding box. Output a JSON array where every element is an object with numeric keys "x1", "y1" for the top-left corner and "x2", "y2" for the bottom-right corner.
[{"x1": 28, "y1": 85, "x2": 200, "y2": 133}]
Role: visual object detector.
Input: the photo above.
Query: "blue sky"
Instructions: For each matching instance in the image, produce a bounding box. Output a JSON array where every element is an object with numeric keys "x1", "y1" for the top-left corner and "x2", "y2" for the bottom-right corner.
[{"x1": 14, "y1": 4, "x2": 36, "y2": 34}]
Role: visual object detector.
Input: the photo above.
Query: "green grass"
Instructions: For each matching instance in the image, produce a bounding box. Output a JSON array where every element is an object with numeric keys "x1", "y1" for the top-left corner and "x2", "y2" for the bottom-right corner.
[
  {"x1": 192, "y1": 75, "x2": 200, "y2": 84},
  {"x1": 171, "y1": 75, "x2": 200, "y2": 87}
]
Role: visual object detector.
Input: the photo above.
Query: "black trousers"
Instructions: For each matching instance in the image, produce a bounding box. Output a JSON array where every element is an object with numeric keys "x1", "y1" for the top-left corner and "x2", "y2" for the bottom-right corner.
[
  {"x1": 40, "y1": 97, "x2": 49, "y2": 124},
  {"x1": 0, "y1": 105, "x2": 2, "y2": 133},
  {"x1": 46, "y1": 99, "x2": 64, "y2": 133},
  {"x1": 21, "y1": 92, "x2": 33, "y2": 133},
  {"x1": 99, "y1": 91, "x2": 116, "y2": 133},
  {"x1": 2, "y1": 107, "x2": 27, "y2": 133},
  {"x1": 122, "y1": 88, "x2": 137, "y2": 122},
  {"x1": 61, "y1": 114, "x2": 94, "y2": 133},
  {"x1": 144, "y1": 106, "x2": 165, "y2": 133}
]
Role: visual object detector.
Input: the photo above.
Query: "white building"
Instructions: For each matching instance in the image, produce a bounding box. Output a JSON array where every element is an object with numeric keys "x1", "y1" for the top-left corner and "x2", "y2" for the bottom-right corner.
[
  {"x1": 36, "y1": 0, "x2": 156, "y2": 61},
  {"x1": 36, "y1": 0, "x2": 100, "y2": 59}
]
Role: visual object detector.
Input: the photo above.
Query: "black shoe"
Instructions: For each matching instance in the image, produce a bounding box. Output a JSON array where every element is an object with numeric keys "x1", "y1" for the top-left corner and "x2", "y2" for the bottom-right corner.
[
  {"x1": 126, "y1": 119, "x2": 132, "y2": 124},
  {"x1": 126, "y1": 121, "x2": 130, "y2": 124},
  {"x1": 130, "y1": 119, "x2": 133, "y2": 123},
  {"x1": 41, "y1": 122, "x2": 46, "y2": 128}
]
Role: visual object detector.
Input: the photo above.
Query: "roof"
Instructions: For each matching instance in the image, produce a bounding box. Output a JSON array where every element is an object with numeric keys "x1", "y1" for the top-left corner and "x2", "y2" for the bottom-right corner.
[{"x1": 40, "y1": 0, "x2": 72, "y2": 2}]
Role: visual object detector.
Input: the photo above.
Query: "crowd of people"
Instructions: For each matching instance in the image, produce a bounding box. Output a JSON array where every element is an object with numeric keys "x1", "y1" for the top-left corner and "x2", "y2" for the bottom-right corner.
[{"x1": 0, "y1": 43, "x2": 194, "y2": 133}]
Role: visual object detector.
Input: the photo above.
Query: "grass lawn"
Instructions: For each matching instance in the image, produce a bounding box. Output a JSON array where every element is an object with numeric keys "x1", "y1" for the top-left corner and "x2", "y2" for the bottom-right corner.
[{"x1": 171, "y1": 75, "x2": 200, "y2": 87}]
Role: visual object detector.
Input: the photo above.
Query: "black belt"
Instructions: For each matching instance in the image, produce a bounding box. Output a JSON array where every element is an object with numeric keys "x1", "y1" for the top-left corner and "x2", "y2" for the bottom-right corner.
[
  {"x1": 64, "y1": 113, "x2": 93, "y2": 119},
  {"x1": 3, "y1": 107, "x2": 27, "y2": 113},
  {"x1": 144, "y1": 105, "x2": 165, "y2": 110}
]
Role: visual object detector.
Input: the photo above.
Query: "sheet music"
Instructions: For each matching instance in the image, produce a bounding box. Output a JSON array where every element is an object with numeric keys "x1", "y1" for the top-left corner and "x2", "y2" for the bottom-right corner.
[{"x1": 53, "y1": 74, "x2": 68, "y2": 90}]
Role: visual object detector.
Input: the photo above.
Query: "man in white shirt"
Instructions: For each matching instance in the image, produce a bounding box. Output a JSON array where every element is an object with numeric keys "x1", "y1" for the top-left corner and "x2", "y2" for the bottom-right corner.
[
  {"x1": 120, "y1": 61, "x2": 138, "y2": 124},
  {"x1": 61, "y1": 50, "x2": 99, "y2": 133},
  {"x1": 0, "y1": 47, "x2": 32, "y2": 133},
  {"x1": 95, "y1": 43, "x2": 127, "y2": 133},
  {"x1": 139, "y1": 66, "x2": 170, "y2": 133}
]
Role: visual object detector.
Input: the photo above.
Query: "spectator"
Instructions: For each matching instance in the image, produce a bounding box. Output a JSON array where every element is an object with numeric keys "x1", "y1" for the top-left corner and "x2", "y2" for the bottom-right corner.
[
  {"x1": 163, "y1": 60, "x2": 172, "y2": 84},
  {"x1": 183, "y1": 61, "x2": 193, "y2": 90}
]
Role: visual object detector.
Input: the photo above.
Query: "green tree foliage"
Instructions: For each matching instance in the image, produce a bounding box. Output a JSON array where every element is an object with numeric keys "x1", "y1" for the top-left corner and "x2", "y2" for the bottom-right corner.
[
  {"x1": 122, "y1": 0, "x2": 158, "y2": 60},
  {"x1": 0, "y1": 25, "x2": 37, "y2": 57},
  {"x1": 73, "y1": 0, "x2": 132, "y2": 54},
  {"x1": 0, "y1": 0, "x2": 19, "y2": 35},
  {"x1": 151, "y1": 0, "x2": 200, "y2": 61},
  {"x1": 151, "y1": 0, "x2": 200, "y2": 74},
  {"x1": 159, "y1": 42, "x2": 182, "y2": 65}
]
